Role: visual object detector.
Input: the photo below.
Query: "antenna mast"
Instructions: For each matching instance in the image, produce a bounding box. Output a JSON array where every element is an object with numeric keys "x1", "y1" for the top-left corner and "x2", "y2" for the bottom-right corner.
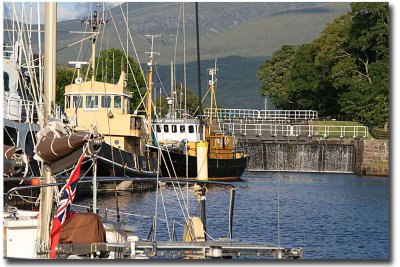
[
  {"x1": 208, "y1": 64, "x2": 218, "y2": 133},
  {"x1": 81, "y1": 4, "x2": 108, "y2": 81},
  {"x1": 145, "y1": 34, "x2": 160, "y2": 144}
]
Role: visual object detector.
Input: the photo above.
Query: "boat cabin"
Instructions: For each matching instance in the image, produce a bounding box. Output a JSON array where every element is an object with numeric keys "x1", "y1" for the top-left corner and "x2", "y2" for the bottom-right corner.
[
  {"x1": 153, "y1": 118, "x2": 202, "y2": 144},
  {"x1": 64, "y1": 70, "x2": 147, "y2": 155}
]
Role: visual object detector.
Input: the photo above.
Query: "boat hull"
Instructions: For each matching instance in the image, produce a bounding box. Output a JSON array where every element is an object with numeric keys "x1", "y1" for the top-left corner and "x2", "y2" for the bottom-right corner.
[
  {"x1": 94, "y1": 142, "x2": 157, "y2": 178},
  {"x1": 154, "y1": 147, "x2": 247, "y2": 181}
]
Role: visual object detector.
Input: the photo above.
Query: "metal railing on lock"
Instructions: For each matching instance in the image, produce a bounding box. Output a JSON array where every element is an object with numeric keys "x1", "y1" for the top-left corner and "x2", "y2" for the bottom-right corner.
[
  {"x1": 204, "y1": 108, "x2": 318, "y2": 121},
  {"x1": 293, "y1": 125, "x2": 369, "y2": 139},
  {"x1": 220, "y1": 122, "x2": 368, "y2": 139}
]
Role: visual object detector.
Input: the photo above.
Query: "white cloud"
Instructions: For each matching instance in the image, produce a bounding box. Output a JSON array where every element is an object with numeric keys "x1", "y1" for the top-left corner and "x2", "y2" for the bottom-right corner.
[
  {"x1": 3, "y1": 2, "x2": 123, "y2": 24},
  {"x1": 57, "y1": 2, "x2": 123, "y2": 22}
]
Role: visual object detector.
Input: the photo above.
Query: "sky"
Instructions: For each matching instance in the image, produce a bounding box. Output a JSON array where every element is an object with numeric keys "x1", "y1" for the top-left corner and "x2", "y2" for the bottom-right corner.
[{"x1": 3, "y1": 2, "x2": 122, "y2": 24}]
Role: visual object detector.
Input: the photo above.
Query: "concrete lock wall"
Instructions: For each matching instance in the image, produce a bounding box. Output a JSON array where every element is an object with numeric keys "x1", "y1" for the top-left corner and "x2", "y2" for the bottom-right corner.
[
  {"x1": 244, "y1": 141, "x2": 356, "y2": 173},
  {"x1": 242, "y1": 139, "x2": 389, "y2": 176}
]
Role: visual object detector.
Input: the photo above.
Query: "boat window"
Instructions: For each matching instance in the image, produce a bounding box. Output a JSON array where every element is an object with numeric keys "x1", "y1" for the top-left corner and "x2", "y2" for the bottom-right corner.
[
  {"x1": 86, "y1": 95, "x2": 98, "y2": 109},
  {"x1": 189, "y1": 125, "x2": 194, "y2": 133},
  {"x1": 126, "y1": 99, "x2": 130, "y2": 113},
  {"x1": 73, "y1": 96, "x2": 83, "y2": 108},
  {"x1": 114, "y1": 96, "x2": 121, "y2": 108},
  {"x1": 164, "y1": 125, "x2": 169, "y2": 133},
  {"x1": 156, "y1": 125, "x2": 161, "y2": 133},
  {"x1": 101, "y1": 96, "x2": 111, "y2": 108},
  {"x1": 4, "y1": 72, "x2": 9, "y2": 91},
  {"x1": 180, "y1": 125, "x2": 185, "y2": 133},
  {"x1": 65, "y1": 95, "x2": 70, "y2": 109},
  {"x1": 172, "y1": 125, "x2": 177, "y2": 133}
]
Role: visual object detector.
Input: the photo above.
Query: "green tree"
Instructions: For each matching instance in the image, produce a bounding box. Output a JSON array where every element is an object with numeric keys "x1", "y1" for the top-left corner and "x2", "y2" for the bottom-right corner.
[
  {"x1": 286, "y1": 44, "x2": 320, "y2": 110},
  {"x1": 94, "y1": 48, "x2": 146, "y2": 112},
  {"x1": 154, "y1": 87, "x2": 200, "y2": 118},
  {"x1": 337, "y1": 2, "x2": 389, "y2": 126},
  {"x1": 257, "y1": 2, "x2": 389, "y2": 128},
  {"x1": 55, "y1": 65, "x2": 75, "y2": 107},
  {"x1": 257, "y1": 45, "x2": 297, "y2": 109}
]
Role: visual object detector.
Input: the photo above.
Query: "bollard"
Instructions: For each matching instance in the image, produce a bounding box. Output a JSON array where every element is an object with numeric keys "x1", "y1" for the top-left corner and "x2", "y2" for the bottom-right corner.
[
  {"x1": 196, "y1": 141, "x2": 208, "y2": 180},
  {"x1": 127, "y1": 235, "x2": 139, "y2": 257}
]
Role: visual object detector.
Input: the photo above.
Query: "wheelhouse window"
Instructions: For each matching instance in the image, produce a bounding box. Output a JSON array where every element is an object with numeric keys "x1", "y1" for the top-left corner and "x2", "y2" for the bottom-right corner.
[
  {"x1": 72, "y1": 96, "x2": 83, "y2": 108},
  {"x1": 189, "y1": 125, "x2": 194, "y2": 133},
  {"x1": 4, "y1": 72, "x2": 9, "y2": 91},
  {"x1": 156, "y1": 125, "x2": 162, "y2": 133},
  {"x1": 126, "y1": 99, "x2": 130, "y2": 113},
  {"x1": 65, "y1": 95, "x2": 70, "y2": 108},
  {"x1": 180, "y1": 125, "x2": 185, "y2": 133},
  {"x1": 172, "y1": 125, "x2": 177, "y2": 133},
  {"x1": 164, "y1": 125, "x2": 169, "y2": 133},
  {"x1": 86, "y1": 95, "x2": 98, "y2": 109},
  {"x1": 101, "y1": 96, "x2": 111, "y2": 108},
  {"x1": 114, "y1": 96, "x2": 121, "y2": 108}
]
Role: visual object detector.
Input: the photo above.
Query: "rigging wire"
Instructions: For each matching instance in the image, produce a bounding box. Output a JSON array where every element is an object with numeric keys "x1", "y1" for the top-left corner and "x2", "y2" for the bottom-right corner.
[{"x1": 115, "y1": 3, "x2": 147, "y2": 111}]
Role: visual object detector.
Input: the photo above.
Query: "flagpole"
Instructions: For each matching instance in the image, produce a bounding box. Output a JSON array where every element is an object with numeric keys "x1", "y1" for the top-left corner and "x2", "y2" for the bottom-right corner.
[
  {"x1": 92, "y1": 156, "x2": 97, "y2": 214},
  {"x1": 37, "y1": 2, "x2": 56, "y2": 257}
]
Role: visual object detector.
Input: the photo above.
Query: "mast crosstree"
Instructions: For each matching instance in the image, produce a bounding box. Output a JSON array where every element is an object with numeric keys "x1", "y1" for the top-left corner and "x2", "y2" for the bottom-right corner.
[{"x1": 81, "y1": 6, "x2": 108, "y2": 81}]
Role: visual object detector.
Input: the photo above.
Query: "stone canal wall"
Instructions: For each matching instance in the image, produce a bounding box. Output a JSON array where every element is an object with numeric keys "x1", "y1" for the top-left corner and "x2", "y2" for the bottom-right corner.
[
  {"x1": 361, "y1": 140, "x2": 389, "y2": 176},
  {"x1": 242, "y1": 139, "x2": 388, "y2": 176}
]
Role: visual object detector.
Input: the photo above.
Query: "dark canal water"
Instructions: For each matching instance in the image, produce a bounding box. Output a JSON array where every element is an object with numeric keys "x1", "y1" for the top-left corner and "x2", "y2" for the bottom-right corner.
[{"x1": 75, "y1": 172, "x2": 389, "y2": 260}]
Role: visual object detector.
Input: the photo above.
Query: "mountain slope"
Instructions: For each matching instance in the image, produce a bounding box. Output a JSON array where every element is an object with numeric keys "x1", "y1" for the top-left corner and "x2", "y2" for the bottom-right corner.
[
  {"x1": 3, "y1": 2, "x2": 351, "y2": 109},
  {"x1": 50, "y1": 2, "x2": 350, "y2": 64},
  {"x1": 154, "y1": 56, "x2": 268, "y2": 109}
]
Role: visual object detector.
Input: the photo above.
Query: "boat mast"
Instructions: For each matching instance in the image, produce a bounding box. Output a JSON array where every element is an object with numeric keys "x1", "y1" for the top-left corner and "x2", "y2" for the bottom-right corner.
[
  {"x1": 145, "y1": 34, "x2": 160, "y2": 144},
  {"x1": 208, "y1": 64, "x2": 218, "y2": 134},
  {"x1": 37, "y1": 2, "x2": 56, "y2": 256},
  {"x1": 195, "y1": 2, "x2": 203, "y2": 140},
  {"x1": 42, "y1": 3, "x2": 56, "y2": 126}
]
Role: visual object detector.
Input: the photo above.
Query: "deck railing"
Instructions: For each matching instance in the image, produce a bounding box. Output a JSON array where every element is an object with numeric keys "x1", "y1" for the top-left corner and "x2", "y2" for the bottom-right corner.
[
  {"x1": 4, "y1": 96, "x2": 41, "y2": 124},
  {"x1": 3, "y1": 45, "x2": 14, "y2": 58}
]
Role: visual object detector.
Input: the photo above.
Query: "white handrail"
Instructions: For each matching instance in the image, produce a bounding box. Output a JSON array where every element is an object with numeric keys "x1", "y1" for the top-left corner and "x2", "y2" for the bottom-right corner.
[
  {"x1": 219, "y1": 122, "x2": 368, "y2": 139},
  {"x1": 204, "y1": 108, "x2": 318, "y2": 120}
]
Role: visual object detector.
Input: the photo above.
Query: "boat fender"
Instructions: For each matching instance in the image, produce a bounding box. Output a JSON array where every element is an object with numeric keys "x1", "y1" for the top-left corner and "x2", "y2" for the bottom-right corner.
[{"x1": 31, "y1": 178, "x2": 41, "y2": 185}]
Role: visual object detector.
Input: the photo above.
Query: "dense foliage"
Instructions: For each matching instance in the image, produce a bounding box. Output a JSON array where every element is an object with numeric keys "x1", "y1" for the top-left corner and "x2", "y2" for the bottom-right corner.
[
  {"x1": 56, "y1": 66, "x2": 75, "y2": 107},
  {"x1": 94, "y1": 48, "x2": 146, "y2": 111},
  {"x1": 257, "y1": 3, "x2": 388, "y2": 128}
]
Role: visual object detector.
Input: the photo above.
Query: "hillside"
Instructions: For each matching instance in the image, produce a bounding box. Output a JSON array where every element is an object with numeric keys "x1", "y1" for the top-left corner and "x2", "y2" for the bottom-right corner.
[
  {"x1": 154, "y1": 56, "x2": 268, "y2": 109},
  {"x1": 48, "y1": 2, "x2": 350, "y2": 65}
]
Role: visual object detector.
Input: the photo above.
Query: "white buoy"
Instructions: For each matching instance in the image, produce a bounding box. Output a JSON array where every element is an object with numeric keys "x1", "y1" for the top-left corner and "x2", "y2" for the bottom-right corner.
[{"x1": 196, "y1": 141, "x2": 208, "y2": 180}]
